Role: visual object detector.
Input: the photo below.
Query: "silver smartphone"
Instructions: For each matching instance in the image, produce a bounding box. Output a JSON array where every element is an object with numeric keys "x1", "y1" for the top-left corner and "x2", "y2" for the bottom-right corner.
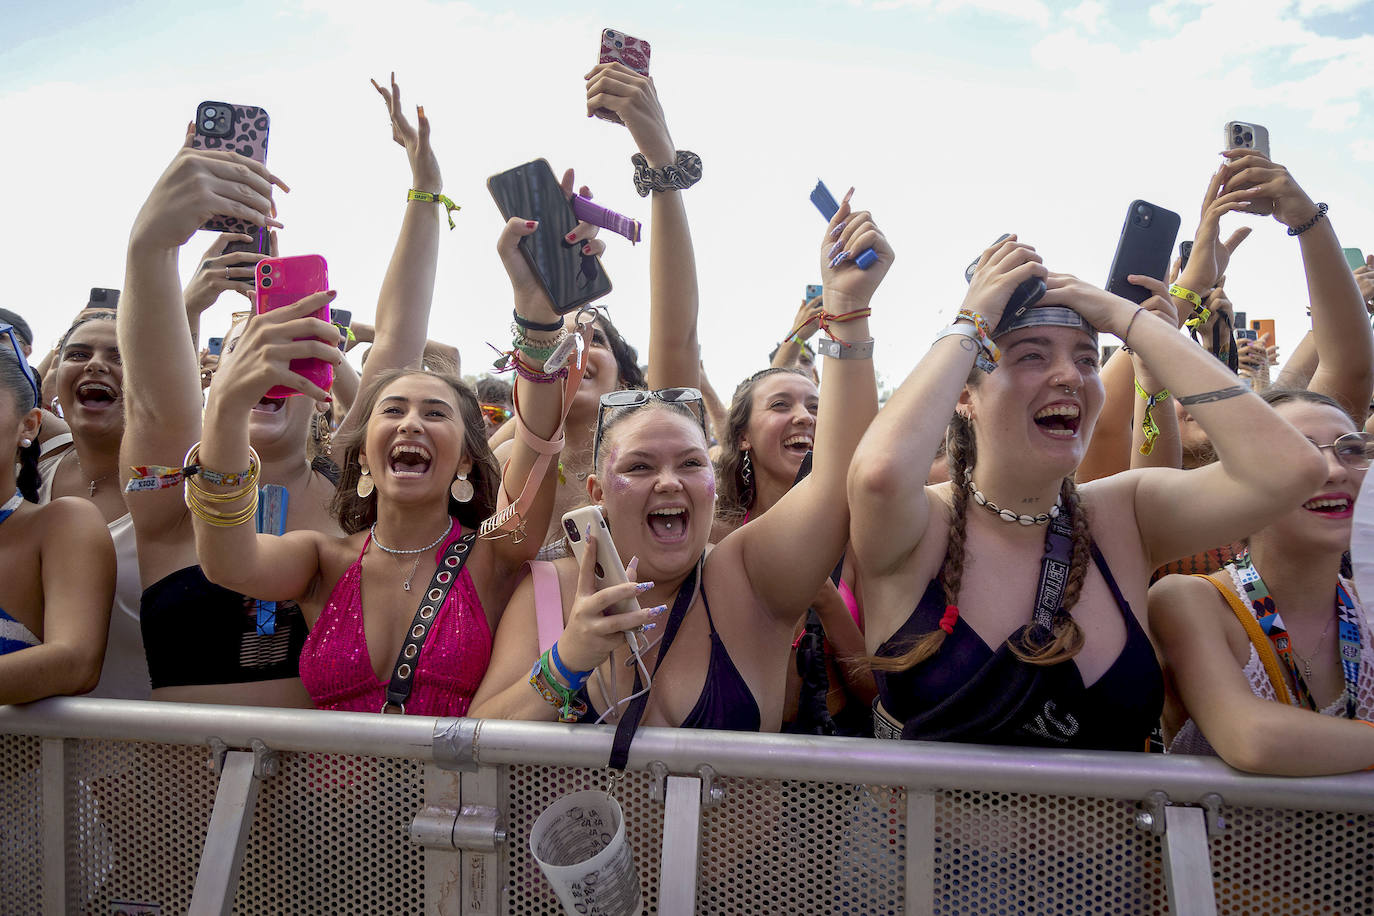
[
  {"x1": 561, "y1": 505, "x2": 640, "y2": 615},
  {"x1": 1224, "y1": 120, "x2": 1270, "y2": 159}
]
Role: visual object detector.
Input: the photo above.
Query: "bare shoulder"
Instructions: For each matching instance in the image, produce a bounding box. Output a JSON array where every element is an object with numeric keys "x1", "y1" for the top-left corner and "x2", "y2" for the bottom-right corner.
[
  {"x1": 35, "y1": 496, "x2": 108, "y2": 538},
  {"x1": 1149, "y1": 572, "x2": 1251, "y2": 667}
]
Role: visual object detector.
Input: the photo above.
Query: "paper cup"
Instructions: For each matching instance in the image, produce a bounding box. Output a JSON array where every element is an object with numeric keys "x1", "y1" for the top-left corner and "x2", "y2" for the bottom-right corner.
[{"x1": 530, "y1": 790, "x2": 641, "y2": 916}]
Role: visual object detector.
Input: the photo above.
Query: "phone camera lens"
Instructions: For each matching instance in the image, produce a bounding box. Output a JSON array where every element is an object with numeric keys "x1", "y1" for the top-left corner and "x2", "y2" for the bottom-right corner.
[
  {"x1": 203, "y1": 120, "x2": 216, "y2": 131},
  {"x1": 260, "y1": 277, "x2": 273, "y2": 288},
  {"x1": 204, "y1": 107, "x2": 217, "y2": 117},
  {"x1": 563, "y1": 519, "x2": 580, "y2": 541},
  {"x1": 260, "y1": 263, "x2": 272, "y2": 275},
  {"x1": 1136, "y1": 205, "x2": 1149, "y2": 215},
  {"x1": 1243, "y1": 131, "x2": 1253, "y2": 142},
  {"x1": 615, "y1": 40, "x2": 623, "y2": 47}
]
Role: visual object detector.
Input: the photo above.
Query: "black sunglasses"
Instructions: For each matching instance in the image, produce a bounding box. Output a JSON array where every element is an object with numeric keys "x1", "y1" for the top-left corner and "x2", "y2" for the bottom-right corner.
[
  {"x1": 0, "y1": 324, "x2": 40, "y2": 408},
  {"x1": 593, "y1": 388, "x2": 707, "y2": 467}
]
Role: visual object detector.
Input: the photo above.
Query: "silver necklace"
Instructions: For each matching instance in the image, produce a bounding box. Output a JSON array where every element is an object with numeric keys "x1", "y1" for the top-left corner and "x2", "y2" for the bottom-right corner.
[
  {"x1": 370, "y1": 519, "x2": 453, "y2": 591},
  {"x1": 1291, "y1": 614, "x2": 1338, "y2": 680},
  {"x1": 964, "y1": 471, "x2": 1062, "y2": 526},
  {"x1": 73, "y1": 452, "x2": 114, "y2": 498}
]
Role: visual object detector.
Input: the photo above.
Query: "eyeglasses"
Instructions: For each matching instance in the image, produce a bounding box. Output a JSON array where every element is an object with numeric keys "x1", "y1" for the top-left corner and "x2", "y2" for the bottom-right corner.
[
  {"x1": 0, "y1": 324, "x2": 40, "y2": 408},
  {"x1": 1316, "y1": 431, "x2": 1374, "y2": 470},
  {"x1": 480, "y1": 404, "x2": 512, "y2": 424},
  {"x1": 593, "y1": 388, "x2": 707, "y2": 467}
]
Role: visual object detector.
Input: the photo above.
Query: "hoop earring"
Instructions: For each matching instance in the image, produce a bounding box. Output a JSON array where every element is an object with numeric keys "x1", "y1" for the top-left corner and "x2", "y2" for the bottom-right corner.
[
  {"x1": 356, "y1": 467, "x2": 374, "y2": 498},
  {"x1": 450, "y1": 472, "x2": 474, "y2": 503}
]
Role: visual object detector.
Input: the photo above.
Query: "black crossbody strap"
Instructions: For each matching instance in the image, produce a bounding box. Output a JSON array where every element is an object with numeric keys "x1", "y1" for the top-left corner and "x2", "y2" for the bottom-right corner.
[
  {"x1": 1031, "y1": 510, "x2": 1074, "y2": 634},
  {"x1": 382, "y1": 529, "x2": 478, "y2": 713},
  {"x1": 608, "y1": 558, "x2": 702, "y2": 770}
]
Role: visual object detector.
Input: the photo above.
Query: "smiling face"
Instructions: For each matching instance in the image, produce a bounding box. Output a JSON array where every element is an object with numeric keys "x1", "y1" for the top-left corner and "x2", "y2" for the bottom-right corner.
[
  {"x1": 589, "y1": 405, "x2": 715, "y2": 579},
  {"x1": 360, "y1": 373, "x2": 470, "y2": 505},
  {"x1": 965, "y1": 325, "x2": 1103, "y2": 476},
  {"x1": 740, "y1": 372, "x2": 819, "y2": 482},
  {"x1": 1262, "y1": 400, "x2": 1367, "y2": 552},
  {"x1": 56, "y1": 318, "x2": 124, "y2": 440}
]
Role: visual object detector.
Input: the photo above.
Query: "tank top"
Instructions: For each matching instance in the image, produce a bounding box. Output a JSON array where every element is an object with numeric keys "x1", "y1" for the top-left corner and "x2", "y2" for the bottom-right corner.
[
  {"x1": 874, "y1": 545, "x2": 1162, "y2": 751},
  {"x1": 299, "y1": 523, "x2": 491, "y2": 715}
]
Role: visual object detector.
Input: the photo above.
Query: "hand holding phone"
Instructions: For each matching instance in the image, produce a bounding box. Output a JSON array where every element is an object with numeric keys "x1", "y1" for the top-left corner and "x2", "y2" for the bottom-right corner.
[
  {"x1": 562, "y1": 506, "x2": 642, "y2": 617},
  {"x1": 1106, "y1": 200, "x2": 1181, "y2": 305},
  {"x1": 253, "y1": 255, "x2": 334, "y2": 398},
  {"x1": 1224, "y1": 120, "x2": 1270, "y2": 159},
  {"x1": 810, "y1": 181, "x2": 878, "y2": 270},
  {"x1": 190, "y1": 101, "x2": 271, "y2": 235}
]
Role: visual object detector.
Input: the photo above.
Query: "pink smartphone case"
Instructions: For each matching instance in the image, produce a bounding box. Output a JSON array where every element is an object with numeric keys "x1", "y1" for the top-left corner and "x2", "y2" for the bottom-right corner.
[
  {"x1": 253, "y1": 255, "x2": 333, "y2": 399},
  {"x1": 599, "y1": 29, "x2": 650, "y2": 74},
  {"x1": 190, "y1": 102, "x2": 270, "y2": 235}
]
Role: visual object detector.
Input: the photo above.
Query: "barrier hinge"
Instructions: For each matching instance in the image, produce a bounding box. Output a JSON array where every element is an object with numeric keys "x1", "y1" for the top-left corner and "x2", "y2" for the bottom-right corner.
[
  {"x1": 1135, "y1": 790, "x2": 1226, "y2": 836},
  {"x1": 409, "y1": 804, "x2": 506, "y2": 851},
  {"x1": 647, "y1": 761, "x2": 725, "y2": 808}
]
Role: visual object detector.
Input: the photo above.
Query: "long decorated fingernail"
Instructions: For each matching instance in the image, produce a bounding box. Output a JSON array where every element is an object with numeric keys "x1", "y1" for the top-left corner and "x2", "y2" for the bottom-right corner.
[
  {"x1": 627, "y1": 556, "x2": 639, "y2": 575},
  {"x1": 829, "y1": 251, "x2": 853, "y2": 269},
  {"x1": 585, "y1": 523, "x2": 593, "y2": 539},
  {"x1": 642, "y1": 622, "x2": 658, "y2": 632},
  {"x1": 648, "y1": 604, "x2": 667, "y2": 616},
  {"x1": 583, "y1": 244, "x2": 592, "y2": 254},
  {"x1": 830, "y1": 221, "x2": 847, "y2": 240},
  {"x1": 635, "y1": 581, "x2": 655, "y2": 593},
  {"x1": 827, "y1": 239, "x2": 843, "y2": 259}
]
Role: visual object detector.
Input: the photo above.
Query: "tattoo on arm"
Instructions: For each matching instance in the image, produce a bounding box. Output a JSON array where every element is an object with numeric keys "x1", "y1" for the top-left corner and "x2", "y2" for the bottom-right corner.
[{"x1": 1177, "y1": 386, "x2": 1249, "y2": 406}]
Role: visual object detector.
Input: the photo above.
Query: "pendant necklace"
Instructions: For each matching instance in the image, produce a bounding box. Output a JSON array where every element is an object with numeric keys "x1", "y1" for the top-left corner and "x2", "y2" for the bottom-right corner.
[{"x1": 370, "y1": 519, "x2": 454, "y2": 591}]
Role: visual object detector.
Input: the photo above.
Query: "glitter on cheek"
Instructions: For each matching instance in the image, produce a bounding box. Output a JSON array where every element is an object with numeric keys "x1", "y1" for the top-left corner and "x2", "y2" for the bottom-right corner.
[{"x1": 704, "y1": 474, "x2": 716, "y2": 502}]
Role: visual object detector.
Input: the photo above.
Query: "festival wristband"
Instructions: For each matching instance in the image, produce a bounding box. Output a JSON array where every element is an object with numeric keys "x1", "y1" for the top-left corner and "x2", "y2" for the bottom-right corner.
[
  {"x1": 816, "y1": 336, "x2": 875, "y2": 360},
  {"x1": 956, "y1": 309, "x2": 1002, "y2": 366},
  {"x1": 570, "y1": 195, "x2": 642, "y2": 245},
  {"x1": 1134, "y1": 379, "x2": 1170, "y2": 457},
  {"x1": 529, "y1": 651, "x2": 588, "y2": 722},
  {"x1": 549, "y1": 641, "x2": 592, "y2": 689},
  {"x1": 407, "y1": 189, "x2": 461, "y2": 230},
  {"x1": 934, "y1": 323, "x2": 997, "y2": 374},
  {"x1": 1169, "y1": 283, "x2": 1203, "y2": 308},
  {"x1": 127, "y1": 444, "x2": 260, "y2": 493}
]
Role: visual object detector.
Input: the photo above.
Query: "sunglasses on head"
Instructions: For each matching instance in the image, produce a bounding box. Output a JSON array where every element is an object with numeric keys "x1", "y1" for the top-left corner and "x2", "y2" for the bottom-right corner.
[
  {"x1": 593, "y1": 387, "x2": 707, "y2": 467},
  {"x1": 1316, "y1": 431, "x2": 1374, "y2": 470},
  {"x1": 0, "y1": 324, "x2": 40, "y2": 408}
]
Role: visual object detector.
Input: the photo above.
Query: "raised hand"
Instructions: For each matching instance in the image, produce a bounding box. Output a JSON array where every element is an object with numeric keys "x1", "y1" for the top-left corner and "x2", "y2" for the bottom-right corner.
[
  {"x1": 371, "y1": 72, "x2": 441, "y2": 192},
  {"x1": 552, "y1": 529, "x2": 665, "y2": 675},
  {"x1": 1216, "y1": 149, "x2": 1321, "y2": 232},
  {"x1": 130, "y1": 127, "x2": 286, "y2": 253},
  {"x1": 212, "y1": 292, "x2": 342, "y2": 407},
  {"x1": 963, "y1": 234, "x2": 1046, "y2": 329},
  {"x1": 818, "y1": 190, "x2": 894, "y2": 316},
  {"x1": 494, "y1": 168, "x2": 606, "y2": 322},
  {"x1": 183, "y1": 232, "x2": 267, "y2": 314},
  {"x1": 1178, "y1": 166, "x2": 1252, "y2": 295},
  {"x1": 584, "y1": 62, "x2": 674, "y2": 162}
]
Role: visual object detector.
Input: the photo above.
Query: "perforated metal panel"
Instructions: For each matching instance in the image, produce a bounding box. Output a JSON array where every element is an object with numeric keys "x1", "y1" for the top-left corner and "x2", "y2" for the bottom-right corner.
[
  {"x1": 1209, "y1": 804, "x2": 1372, "y2": 915},
  {"x1": 933, "y1": 789, "x2": 1167, "y2": 914},
  {"x1": 505, "y1": 764, "x2": 664, "y2": 915},
  {"x1": 0, "y1": 734, "x2": 43, "y2": 912},
  {"x1": 65, "y1": 738, "x2": 218, "y2": 914},
  {"x1": 233, "y1": 751, "x2": 426, "y2": 914}
]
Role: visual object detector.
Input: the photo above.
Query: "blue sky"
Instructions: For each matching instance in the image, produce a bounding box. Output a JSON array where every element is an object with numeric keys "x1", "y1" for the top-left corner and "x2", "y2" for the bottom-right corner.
[{"x1": 4, "y1": 0, "x2": 1372, "y2": 391}]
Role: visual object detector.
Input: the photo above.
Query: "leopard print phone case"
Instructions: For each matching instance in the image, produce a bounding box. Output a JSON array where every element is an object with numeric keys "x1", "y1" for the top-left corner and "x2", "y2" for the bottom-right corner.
[{"x1": 190, "y1": 102, "x2": 271, "y2": 235}]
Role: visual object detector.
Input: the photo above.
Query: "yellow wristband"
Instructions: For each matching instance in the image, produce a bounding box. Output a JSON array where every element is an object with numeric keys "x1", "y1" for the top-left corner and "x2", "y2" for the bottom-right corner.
[
  {"x1": 1168, "y1": 283, "x2": 1202, "y2": 308},
  {"x1": 1134, "y1": 379, "x2": 1170, "y2": 457},
  {"x1": 407, "y1": 189, "x2": 460, "y2": 230}
]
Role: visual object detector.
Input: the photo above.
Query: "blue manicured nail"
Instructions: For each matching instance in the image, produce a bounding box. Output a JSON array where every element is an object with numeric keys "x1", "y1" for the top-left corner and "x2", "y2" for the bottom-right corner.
[
  {"x1": 649, "y1": 604, "x2": 667, "y2": 616},
  {"x1": 829, "y1": 251, "x2": 852, "y2": 269},
  {"x1": 830, "y1": 221, "x2": 847, "y2": 240},
  {"x1": 635, "y1": 581, "x2": 655, "y2": 593},
  {"x1": 827, "y1": 239, "x2": 843, "y2": 259},
  {"x1": 642, "y1": 622, "x2": 658, "y2": 632}
]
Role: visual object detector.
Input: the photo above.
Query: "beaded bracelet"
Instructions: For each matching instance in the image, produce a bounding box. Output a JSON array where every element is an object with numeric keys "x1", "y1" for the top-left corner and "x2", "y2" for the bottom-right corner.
[
  {"x1": 1134, "y1": 379, "x2": 1170, "y2": 457},
  {"x1": 407, "y1": 189, "x2": 460, "y2": 230},
  {"x1": 511, "y1": 353, "x2": 568, "y2": 384},
  {"x1": 1287, "y1": 202, "x2": 1328, "y2": 237}
]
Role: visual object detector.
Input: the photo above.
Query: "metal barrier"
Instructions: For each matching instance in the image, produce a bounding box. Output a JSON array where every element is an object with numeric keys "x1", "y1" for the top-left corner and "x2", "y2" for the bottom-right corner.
[{"x1": 2, "y1": 698, "x2": 1371, "y2": 915}]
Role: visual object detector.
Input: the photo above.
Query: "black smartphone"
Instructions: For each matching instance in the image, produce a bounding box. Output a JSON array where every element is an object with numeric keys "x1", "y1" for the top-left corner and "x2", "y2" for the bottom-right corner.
[
  {"x1": 87, "y1": 288, "x2": 120, "y2": 311},
  {"x1": 331, "y1": 308, "x2": 353, "y2": 352},
  {"x1": 964, "y1": 233, "x2": 1045, "y2": 330},
  {"x1": 1106, "y1": 200, "x2": 1182, "y2": 304},
  {"x1": 225, "y1": 228, "x2": 271, "y2": 257},
  {"x1": 487, "y1": 159, "x2": 613, "y2": 314},
  {"x1": 207, "y1": 337, "x2": 224, "y2": 356},
  {"x1": 1178, "y1": 240, "x2": 1193, "y2": 271}
]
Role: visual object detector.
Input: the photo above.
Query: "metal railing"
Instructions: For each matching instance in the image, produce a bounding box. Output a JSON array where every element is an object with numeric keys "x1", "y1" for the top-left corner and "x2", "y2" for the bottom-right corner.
[{"x1": 2, "y1": 697, "x2": 1371, "y2": 915}]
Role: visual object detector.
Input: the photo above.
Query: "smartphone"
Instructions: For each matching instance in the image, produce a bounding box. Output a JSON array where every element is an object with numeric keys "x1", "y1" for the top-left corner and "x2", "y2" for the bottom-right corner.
[
  {"x1": 561, "y1": 506, "x2": 640, "y2": 616},
  {"x1": 963, "y1": 233, "x2": 1046, "y2": 326},
  {"x1": 1234, "y1": 310, "x2": 1257, "y2": 342},
  {"x1": 810, "y1": 180, "x2": 878, "y2": 270},
  {"x1": 253, "y1": 255, "x2": 333, "y2": 398},
  {"x1": 331, "y1": 308, "x2": 353, "y2": 352},
  {"x1": 1345, "y1": 248, "x2": 1367, "y2": 271},
  {"x1": 599, "y1": 29, "x2": 650, "y2": 74},
  {"x1": 487, "y1": 159, "x2": 613, "y2": 314},
  {"x1": 87, "y1": 287, "x2": 120, "y2": 311},
  {"x1": 207, "y1": 337, "x2": 224, "y2": 357},
  {"x1": 1224, "y1": 120, "x2": 1270, "y2": 159},
  {"x1": 1178, "y1": 240, "x2": 1193, "y2": 272},
  {"x1": 225, "y1": 229, "x2": 271, "y2": 257},
  {"x1": 1251, "y1": 318, "x2": 1276, "y2": 344},
  {"x1": 1106, "y1": 200, "x2": 1182, "y2": 305},
  {"x1": 191, "y1": 101, "x2": 271, "y2": 235},
  {"x1": 805, "y1": 284, "x2": 823, "y2": 303}
]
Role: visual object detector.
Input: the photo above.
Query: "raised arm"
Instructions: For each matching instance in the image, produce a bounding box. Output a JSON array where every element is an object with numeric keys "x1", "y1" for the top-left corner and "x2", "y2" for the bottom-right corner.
[
  {"x1": 849, "y1": 235, "x2": 1046, "y2": 576},
  {"x1": 118, "y1": 133, "x2": 285, "y2": 559},
  {"x1": 772, "y1": 297, "x2": 825, "y2": 370},
  {"x1": 182, "y1": 231, "x2": 265, "y2": 351},
  {"x1": 734, "y1": 194, "x2": 885, "y2": 620},
  {"x1": 1149, "y1": 574, "x2": 1374, "y2": 775},
  {"x1": 585, "y1": 62, "x2": 699, "y2": 390}
]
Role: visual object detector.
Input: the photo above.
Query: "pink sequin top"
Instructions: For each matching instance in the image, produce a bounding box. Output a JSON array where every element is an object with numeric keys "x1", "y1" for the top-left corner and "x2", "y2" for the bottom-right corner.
[{"x1": 299, "y1": 523, "x2": 492, "y2": 716}]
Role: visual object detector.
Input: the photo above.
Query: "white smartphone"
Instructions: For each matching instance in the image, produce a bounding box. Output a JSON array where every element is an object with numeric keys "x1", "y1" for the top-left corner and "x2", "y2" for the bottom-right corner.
[
  {"x1": 1224, "y1": 120, "x2": 1270, "y2": 159},
  {"x1": 561, "y1": 506, "x2": 641, "y2": 616}
]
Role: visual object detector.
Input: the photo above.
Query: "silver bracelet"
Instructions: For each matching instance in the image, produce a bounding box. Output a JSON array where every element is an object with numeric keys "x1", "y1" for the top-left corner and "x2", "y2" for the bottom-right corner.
[
  {"x1": 933, "y1": 322, "x2": 996, "y2": 373},
  {"x1": 816, "y1": 336, "x2": 875, "y2": 360}
]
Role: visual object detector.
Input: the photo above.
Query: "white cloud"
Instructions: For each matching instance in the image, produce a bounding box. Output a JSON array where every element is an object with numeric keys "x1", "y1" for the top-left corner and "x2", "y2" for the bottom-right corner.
[
  {"x1": 1352, "y1": 139, "x2": 1374, "y2": 161},
  {"x1": 1063, "y1": 0, "x2": 1105, "y2": 32},
  {"x1": 868, "y1": 0, "x2": 1051, "y2": 26}
]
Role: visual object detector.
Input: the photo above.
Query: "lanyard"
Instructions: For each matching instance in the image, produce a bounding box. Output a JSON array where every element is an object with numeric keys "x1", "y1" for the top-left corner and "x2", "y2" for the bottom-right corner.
[
  {"x1": 1231, "y1": 553, "x2": 1361, "y2": 718},
  {"x1": 253, "y1": 485, "x2": 289, "y2": 636},
  {"x1": 1032, "y1": 509, "x2": 1074, "y2": 634},
  {"x1": 0, "y1": 490, "x2": 23, "y2": 525}
]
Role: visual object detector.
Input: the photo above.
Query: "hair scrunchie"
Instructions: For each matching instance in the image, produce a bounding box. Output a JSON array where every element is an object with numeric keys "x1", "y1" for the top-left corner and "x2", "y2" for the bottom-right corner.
[{"x1": 939, "y1": 604, "x2": 959, "y2": 635}]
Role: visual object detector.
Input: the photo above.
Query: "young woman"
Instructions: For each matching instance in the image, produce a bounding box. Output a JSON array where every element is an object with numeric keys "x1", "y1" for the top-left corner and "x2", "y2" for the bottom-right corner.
[
  {"x1": 188, "y1": 154, "x2": 607, "y2": 716},
  {"x1": 0, "y1": 335, "x2": 114, "y2": 703},
  {"x1": 470, "y1": 195, "x2": 887, "y2": 732},
  {"x1": 119, "y1": 75, "x2": 446, "y2": 706},
  {"x1": 849, "y1": 164, "x2": 1329, "y2": 749},
  {"x1": 1150, "y1": 390, "x2": 1374, "y2": 774}
]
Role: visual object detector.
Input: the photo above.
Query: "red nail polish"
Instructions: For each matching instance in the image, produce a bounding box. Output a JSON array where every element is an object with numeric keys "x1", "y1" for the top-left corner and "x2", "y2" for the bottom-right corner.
[
  {"x1": 566, "y1": 232, "x2": 578, "y2": 242},
  {"x1": 583, "y1": 245, "x2": 592, "y2": 254},
  {"x1": 526, "y1": 221, "x2": 537, "y2": 229}
]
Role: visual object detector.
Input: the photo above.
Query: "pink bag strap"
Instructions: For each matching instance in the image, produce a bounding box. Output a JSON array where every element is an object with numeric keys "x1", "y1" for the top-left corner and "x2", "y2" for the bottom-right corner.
[{"x1": 527, "y1": 560, "x2": 565, "y2": 655}]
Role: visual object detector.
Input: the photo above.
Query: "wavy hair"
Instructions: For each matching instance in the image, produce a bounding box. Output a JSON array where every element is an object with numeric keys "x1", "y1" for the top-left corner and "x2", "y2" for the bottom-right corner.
[{"x1": 714, "y1": 367, "x2": 810, "y2": 522}]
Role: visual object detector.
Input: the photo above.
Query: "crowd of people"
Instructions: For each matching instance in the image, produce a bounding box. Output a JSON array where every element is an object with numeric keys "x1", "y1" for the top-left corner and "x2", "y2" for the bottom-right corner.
[{"x1": 5, "y1": 62, "x2": 1374, "y2": 781}]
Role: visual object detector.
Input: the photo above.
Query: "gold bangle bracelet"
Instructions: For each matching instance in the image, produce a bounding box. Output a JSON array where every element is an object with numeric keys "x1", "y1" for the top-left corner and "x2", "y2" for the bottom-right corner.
[{"x1": 186, "y1": 485, "x2": 259, "y2": 527}]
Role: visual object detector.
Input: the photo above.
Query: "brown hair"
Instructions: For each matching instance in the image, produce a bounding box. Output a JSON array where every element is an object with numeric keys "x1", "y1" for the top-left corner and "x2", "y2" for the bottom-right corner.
[
  {"x1": 714, "y1": 367, "x2": 810, "y2": 521},
  {"x1": 870, "y1": 410, "x2": 1090, "y2": 673},
  {"x1": 330, "y1": 368, "x2": 499, "y2": 534}
]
